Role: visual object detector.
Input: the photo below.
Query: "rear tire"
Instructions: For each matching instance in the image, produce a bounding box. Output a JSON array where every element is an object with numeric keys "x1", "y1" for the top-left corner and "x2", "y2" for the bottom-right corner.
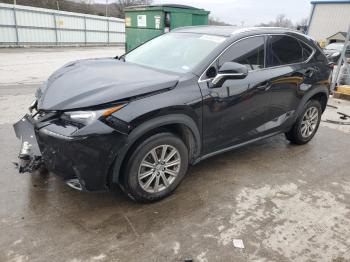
[
  {"x1": 285, "y1": 100, "x2": 322, "y2": 145},
  {"x1": 121, "y1": 132, "x2": 188, "y2": 202}
]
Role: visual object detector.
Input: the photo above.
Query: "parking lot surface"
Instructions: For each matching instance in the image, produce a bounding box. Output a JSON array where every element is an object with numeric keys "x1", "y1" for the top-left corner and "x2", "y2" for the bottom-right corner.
[
  {"x1": 0, "y1": 47, "x2": 350, "y2": 262},
  {"x1": 0, "y1": 46, "x2": 124, "y2": 86}
]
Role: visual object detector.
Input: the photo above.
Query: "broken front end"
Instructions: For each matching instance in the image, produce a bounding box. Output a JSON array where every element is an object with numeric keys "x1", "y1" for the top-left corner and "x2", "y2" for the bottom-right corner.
[{"x1": 13, "y1": 100, "x2": 129, "y2": 192}]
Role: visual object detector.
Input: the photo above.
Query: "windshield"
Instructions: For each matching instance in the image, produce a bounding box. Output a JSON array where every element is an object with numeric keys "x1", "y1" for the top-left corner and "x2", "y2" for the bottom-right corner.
[
  {"x1": 125, "y1": 33, "x2": 226, "y2": 73},
  {"x1": 325, "y1": 43, "x2": 344, "y2": 51}
]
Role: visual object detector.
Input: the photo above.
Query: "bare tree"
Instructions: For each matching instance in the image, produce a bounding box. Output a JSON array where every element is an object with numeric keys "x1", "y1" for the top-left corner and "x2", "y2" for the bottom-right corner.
[
  {"x1": 295, "y1": 17, "x2": 308, "y2": 33},
  {"x1": 0, "y1": 0, "x2": 125, "y2": 17},
  {"x1": 275, "y1": 14, "x2": 294, "y2": 28},
  {"x1": 297, "y1": 18, "x2": 308, "y2": 27},
  {"x1": 208, "y1": 16, "x2": 231, "y2": 26},
  {"x1": 257, "y1": 14, "x2": 294, "y2": 29},
  {"x1": 113, "y1": 0, "x2": 152, "y2": 18}
]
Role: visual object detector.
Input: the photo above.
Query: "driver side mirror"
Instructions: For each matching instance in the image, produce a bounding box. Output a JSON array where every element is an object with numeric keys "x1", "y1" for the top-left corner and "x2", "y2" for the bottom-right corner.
[{"x1": 212, "y1": 62, "x2": 248, "y2": 87}]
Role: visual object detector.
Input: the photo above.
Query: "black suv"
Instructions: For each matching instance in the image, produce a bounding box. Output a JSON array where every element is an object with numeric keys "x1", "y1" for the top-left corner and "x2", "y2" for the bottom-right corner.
[{"x1": 14, "y1": 26, "x2": 331, "y2": 202}]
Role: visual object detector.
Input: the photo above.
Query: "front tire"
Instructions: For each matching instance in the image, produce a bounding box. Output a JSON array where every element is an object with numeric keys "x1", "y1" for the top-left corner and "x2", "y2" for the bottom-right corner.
[
  {"x1": 285, "y1": 99, "x2": 322, "y2": 145},
  {"x1": 121, "y1": 132, "x2": 188, "y2": 202}
]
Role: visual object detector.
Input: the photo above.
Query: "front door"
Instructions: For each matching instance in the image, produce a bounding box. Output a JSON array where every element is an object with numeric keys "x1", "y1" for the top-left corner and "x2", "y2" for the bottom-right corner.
[{"x1": 198, "y1": 35, "x2": 272, "y2": 154}]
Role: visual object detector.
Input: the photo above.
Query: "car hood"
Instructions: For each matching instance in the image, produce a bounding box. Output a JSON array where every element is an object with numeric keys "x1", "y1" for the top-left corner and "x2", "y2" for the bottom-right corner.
[{"x1": 37, "y1": 58, "x2": 180, "y2": 110}]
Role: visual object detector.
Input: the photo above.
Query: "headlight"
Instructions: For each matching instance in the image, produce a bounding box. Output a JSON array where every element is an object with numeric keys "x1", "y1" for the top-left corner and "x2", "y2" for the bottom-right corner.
[
  {"x1": 65, "y1": 111, "x2": 98, "y2": 125},
  {"x1": 64, "y1": 104, "x2": 126, "y2": 125},
  {"x1": 331, "y1": 52, "x2": 340, "y2": 57}
]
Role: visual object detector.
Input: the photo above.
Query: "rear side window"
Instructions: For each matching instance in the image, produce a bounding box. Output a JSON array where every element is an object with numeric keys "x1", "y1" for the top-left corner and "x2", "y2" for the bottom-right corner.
[
  {"x1": 267, "y1": 35, "x2": 313, "y2": 67},
  {"x1": 300, "y1": 40, "x2": 313, "y2": 61},
  {"x1": 219, "y1": 36, "x2": 265, "y2": 71}
]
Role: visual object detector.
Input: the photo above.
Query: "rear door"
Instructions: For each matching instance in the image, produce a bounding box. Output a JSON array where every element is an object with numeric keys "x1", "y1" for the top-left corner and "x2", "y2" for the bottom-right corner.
[{"x1": 263, "y1": 34, "x2": 316, "y2": 132}]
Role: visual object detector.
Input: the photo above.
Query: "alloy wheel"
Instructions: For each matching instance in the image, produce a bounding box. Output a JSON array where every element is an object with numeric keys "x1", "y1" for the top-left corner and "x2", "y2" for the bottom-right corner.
[
  {"x1": 138, "y1": 145, "x2": 181, "y2": 193},
  {"x1": 300, "y1": 106, "x2": 319, "y2": 138}
]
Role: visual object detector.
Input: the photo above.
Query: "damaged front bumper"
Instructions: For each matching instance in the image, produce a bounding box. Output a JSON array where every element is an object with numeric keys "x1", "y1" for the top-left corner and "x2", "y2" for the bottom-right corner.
[
  {"x1": 13, "y1": 114, "x2": 43, "y2": 173},
  {"x1": 13, "y1": 111, "x2": 128, "y2": 192}
]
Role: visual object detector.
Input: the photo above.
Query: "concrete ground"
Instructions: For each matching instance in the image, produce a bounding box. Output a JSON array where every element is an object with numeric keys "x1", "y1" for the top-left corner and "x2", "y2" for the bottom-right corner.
[
  {"x1": 0, "y1": 46, "x2": 124, "y2": 86},
  {"x1": 0, "y1": 47, "x2": 350, "y2": 262}
]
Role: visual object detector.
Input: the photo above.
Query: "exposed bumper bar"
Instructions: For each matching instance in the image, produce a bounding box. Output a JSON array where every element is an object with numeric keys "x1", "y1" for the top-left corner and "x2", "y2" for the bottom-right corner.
[{"x1": 13, "y1": 114, "x2": 43, "y2": 173}]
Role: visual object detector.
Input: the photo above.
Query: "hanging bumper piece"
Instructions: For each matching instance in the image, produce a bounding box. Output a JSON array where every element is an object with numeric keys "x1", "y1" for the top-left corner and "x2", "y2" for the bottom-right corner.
[{"x1": 13, "y1": 114, "x2": 43, "y2": 173}]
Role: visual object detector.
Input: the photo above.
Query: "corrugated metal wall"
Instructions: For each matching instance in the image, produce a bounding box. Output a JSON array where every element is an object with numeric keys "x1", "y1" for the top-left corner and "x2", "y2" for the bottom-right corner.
[
  {"x1": 308, "y1": 3, "x2": 350, "y2": 41},
  {"x1": 0, "y1": 3, "x2": 125, "y2": 46}
]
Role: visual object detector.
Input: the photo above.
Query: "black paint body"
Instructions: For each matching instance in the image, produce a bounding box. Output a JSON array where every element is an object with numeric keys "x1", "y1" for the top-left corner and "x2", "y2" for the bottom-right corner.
[{"x1": 15, "y1": 27, "x2": 331, "y2": 191}]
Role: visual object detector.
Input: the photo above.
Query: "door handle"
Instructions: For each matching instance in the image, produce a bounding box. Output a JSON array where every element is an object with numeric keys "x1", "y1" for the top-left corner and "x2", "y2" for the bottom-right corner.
[
  {"x1": 305, "y1": 67, "x2": 318, "y2": 78},
  {"x1": 257, "y1": 81, "x2": 271, "y2": 91}
]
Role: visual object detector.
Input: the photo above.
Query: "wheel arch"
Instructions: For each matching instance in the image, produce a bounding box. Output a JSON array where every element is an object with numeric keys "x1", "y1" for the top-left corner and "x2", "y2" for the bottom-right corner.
[
  {"x1": 309, "y1": 92, "x2": 328, "y2": 112},
  {"x1": 110, "y1": 114, "x2": 201, "y2": 185},
  {"x1": 296, "y1": 87, "x2": 329, "y2": 116}
]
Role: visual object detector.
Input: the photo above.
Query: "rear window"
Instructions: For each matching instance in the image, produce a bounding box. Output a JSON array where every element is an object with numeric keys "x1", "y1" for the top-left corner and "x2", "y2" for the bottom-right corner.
[
  {"x1": 267, "y1": 35, "x2": 313, "y2": 67},
  {"x1": 300, "y1": 41, "x2": 313, "y2": 61}
]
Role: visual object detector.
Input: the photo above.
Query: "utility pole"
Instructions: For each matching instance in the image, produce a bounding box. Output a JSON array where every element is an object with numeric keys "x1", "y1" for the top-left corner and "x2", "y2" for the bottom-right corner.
[{"x1": 105, "y1": 0, "x2": 108, "y2": 17}]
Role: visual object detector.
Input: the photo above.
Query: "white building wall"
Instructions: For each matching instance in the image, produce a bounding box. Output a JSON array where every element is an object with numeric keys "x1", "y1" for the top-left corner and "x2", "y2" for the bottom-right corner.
[
  {"x1": 308, "y1": 3, "x2": 350, "y2": 41},
  {"x1": 0, "y1": 3, "x2": 125, "y2": 46}
]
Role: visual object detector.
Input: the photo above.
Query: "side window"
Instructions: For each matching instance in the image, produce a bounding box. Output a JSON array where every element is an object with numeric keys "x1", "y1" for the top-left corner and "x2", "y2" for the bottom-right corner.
[
  {"x1": 299, "y1": 40, "x2": 313, "y2": 61},
  {"x1": 218, "y1": 36, "x2": 265, "y2": 71},
  {"x1": 268, "y1": 35, "x2": 304, "y2": 66}
]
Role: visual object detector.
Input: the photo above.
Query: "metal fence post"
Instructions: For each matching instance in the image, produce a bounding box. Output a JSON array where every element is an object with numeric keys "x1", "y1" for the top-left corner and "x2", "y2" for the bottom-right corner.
[
  {"x1": 107, "y1": 19, "x2": 110, "y2": 46},
  {"x1": 13, "y1": 5, "x2": 19, "y2": 46},
  {"x1": 53, "y1": 12, "x2": 58, "y2": 45},
  {"x1": 84, "y1": 16, "x2": 87, "y2": 46}
]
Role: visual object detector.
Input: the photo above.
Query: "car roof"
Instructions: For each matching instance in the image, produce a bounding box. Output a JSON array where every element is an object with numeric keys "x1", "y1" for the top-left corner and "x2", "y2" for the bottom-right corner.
[{"x1": 173, "y1": 25, "x2": 304, "y2": 38}]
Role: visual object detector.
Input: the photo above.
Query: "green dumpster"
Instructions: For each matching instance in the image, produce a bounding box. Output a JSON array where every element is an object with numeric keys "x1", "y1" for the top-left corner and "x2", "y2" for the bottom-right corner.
[{"x1": 124, "y1": 4, "x2": 210, "y2": 51}]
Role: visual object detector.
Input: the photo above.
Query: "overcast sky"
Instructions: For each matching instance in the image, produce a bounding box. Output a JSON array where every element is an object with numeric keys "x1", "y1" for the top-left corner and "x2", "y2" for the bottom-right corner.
[
  {"x1": 96, "y1": 0, "x2": 312, "y2": 26},
  {"x1": 153, "y1": 0, "x2": 312, "y2": 26}
]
